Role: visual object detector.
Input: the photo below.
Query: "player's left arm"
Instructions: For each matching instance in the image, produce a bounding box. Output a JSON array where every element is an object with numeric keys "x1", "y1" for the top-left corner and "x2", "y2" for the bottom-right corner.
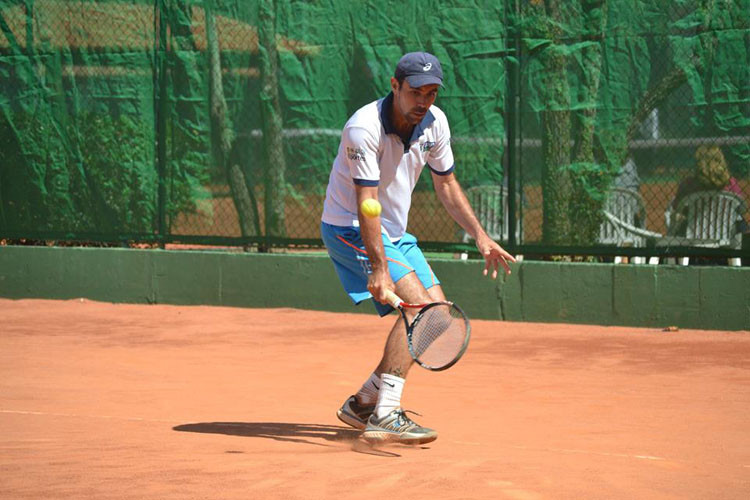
[{"x1": 432, "y1": 171, "x2": 515, "y2": 278}]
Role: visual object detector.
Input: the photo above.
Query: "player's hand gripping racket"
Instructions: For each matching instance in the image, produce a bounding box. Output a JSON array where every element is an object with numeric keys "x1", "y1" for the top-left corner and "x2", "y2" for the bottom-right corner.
[{"x1": 384, "y1": 290, "x2": 471, "y2": 371}]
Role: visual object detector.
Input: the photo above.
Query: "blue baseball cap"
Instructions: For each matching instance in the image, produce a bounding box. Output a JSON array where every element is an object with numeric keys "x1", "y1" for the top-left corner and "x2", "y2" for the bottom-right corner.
[{"x1": 394, "y1": 52, "x2": 444, "y2": 88}]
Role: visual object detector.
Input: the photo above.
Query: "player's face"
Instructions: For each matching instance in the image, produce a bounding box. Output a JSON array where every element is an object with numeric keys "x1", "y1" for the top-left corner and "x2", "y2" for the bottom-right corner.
[{"x1": 391, "y1": 79, "x2": 439, "y2": 126}]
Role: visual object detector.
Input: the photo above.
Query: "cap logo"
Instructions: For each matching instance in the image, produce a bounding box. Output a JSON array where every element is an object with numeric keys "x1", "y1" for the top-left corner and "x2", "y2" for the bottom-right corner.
[{"x1": 423, "y1": 63, "x2": 432, "y2": 71}]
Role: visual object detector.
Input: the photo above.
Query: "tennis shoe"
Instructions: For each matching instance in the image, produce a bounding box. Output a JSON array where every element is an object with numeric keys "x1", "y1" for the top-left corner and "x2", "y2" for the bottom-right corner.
[
  {"x1": 336, "y1": 395, "x2": 375, "y2": 430},
  {"x1": 362, "y1": 408, "x2": 438, "y2": 445}
]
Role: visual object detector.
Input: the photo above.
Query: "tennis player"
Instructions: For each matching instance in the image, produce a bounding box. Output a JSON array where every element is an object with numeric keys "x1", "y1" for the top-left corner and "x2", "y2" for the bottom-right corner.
[{"x1": 321, "y1": 51, "x2": 515, "y2": 444}]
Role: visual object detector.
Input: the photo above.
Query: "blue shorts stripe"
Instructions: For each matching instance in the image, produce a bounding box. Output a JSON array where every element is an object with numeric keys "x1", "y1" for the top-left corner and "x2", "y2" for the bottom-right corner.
[{"x1": 320, "y1": 222, "x2": 440, "y2": 316}]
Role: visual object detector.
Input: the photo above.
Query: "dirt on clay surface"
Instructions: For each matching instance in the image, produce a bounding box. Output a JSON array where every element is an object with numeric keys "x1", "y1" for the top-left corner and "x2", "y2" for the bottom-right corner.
[{"x1": 1, "y1": 298, "x2": 749, "y2": 499}]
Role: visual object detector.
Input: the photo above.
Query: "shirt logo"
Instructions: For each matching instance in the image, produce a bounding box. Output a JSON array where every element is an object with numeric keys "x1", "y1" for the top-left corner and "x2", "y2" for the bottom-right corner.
[
  {"x1": 423, "y1": 63, "x2": 432, "y2": 71},
  {"x1": 347, "y1": 146, "x2": 366, "y2": 161},
  {"x1": 420, "y1": 141, "x2": 436, "y2": 152}
]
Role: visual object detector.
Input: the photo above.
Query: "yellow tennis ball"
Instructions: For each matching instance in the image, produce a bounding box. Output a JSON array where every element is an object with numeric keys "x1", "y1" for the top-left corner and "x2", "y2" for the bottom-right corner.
[{"x1": 360, "y1": 198, "x2": 382, "y2": 218}]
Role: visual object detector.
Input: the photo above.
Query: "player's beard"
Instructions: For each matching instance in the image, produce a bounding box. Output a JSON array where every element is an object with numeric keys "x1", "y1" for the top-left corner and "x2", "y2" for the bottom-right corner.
[
  {"x1": 406, "y1": 107, "x2": 428, "y2": 124},
  {"x1": 393, "y1": 90, "x2": 429, "y2": 128}
]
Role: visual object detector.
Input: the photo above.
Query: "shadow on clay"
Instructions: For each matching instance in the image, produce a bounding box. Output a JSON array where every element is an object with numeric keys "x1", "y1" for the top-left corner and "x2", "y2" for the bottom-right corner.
[{"x1": 173, "y1": 422, "x2": 402, "y2": 457}]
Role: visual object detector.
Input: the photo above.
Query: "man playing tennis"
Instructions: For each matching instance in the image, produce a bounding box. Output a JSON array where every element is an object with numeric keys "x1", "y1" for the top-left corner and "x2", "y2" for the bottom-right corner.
[{"x1": 321, "y1": 52, "x2": 515, "y2": 444}]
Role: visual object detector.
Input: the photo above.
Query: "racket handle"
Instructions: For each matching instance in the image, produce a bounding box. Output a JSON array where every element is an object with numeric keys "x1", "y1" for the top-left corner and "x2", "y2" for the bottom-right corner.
[{"x1": 384, "y1": 290, "x2": 403, "y2": 308}]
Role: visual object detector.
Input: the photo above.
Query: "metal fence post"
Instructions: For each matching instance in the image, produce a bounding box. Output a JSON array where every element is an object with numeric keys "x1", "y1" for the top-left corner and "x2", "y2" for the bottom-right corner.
[
  {"x1": 154, "y1": 0, "x2": 168, "y2": 247},
  {"x1": 506, "y1": 0, "x2": 521, "y2": 251}
]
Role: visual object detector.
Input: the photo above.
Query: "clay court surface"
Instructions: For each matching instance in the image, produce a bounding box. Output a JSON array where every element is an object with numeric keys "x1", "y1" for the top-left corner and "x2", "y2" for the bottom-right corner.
[{"x1": 1, "y1": 298, "x2": 748, "y2": 499}]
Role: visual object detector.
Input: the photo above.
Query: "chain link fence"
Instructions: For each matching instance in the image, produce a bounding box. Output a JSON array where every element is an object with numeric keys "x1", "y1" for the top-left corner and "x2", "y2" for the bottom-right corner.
[
  {"x1": 1, "y1": 1, "x2": 748, "y2": 261},
  {"x1": 512, "y1": 0, "x2": 749, "y2": 262}
]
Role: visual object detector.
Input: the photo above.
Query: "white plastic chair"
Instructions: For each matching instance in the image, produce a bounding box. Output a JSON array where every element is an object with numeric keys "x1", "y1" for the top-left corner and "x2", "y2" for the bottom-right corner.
[
  {"x1": 461, "y1": 185, "x2": 523, "y2": 260},
  {"x1": 462, "y1": 185, "x2": 506, "y2": 243},
  {"x1": 665, "y1": 191, "x2": 745, "y2": 266},
  {"x1": 599, "y1": 188, "x2": 651, "y2": 263}
]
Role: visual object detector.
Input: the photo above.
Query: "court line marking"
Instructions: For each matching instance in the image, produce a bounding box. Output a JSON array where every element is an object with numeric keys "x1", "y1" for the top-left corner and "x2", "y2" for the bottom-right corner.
[
  {"x1": 5, "y1": 410, "x2": 749, "y2": 468},
  {"x1": 511, "y1": 444, "x2": 667, "y2": 462},
  {"x1": 509, "y1": 446, "x2": 750, "y2": 470},
  {"x1": 0, "y1": 409, "x2": 178, "y2": 424}
]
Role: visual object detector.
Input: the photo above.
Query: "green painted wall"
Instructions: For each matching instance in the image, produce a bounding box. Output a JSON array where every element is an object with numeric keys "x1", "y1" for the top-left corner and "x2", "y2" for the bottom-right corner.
[{"x1": 1, "y1": 246, "x2": 748, "y2": 330}]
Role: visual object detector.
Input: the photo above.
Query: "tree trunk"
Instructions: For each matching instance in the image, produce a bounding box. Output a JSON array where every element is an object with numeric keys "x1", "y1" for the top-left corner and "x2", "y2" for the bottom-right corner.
[
  {"x1": 625, "y1": 0, "x2": 716, "y2": 146},
  {"x1": 258, "y1": 0, "x2": 287, "y2": 239},
  {"x1": 205, "y1": 2, "x2": 257, "y2": 237},
  {"x1": 572, "y1": 1, "x2": 606, "y2": 165},
  {"x1": 569, "y1": 0, "x2": 607, "y2": 245},
  {"x1": 540, "y1": 0, "x2": 572, "y2": 245},
  {"x1": 625, "y1": 66, "x2": 686, "y2": 145}
]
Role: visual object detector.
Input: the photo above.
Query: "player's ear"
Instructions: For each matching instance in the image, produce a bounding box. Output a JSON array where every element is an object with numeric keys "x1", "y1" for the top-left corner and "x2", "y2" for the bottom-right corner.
[{"x1": 390, "y1": 77, "x2": 400, "y2": 93}]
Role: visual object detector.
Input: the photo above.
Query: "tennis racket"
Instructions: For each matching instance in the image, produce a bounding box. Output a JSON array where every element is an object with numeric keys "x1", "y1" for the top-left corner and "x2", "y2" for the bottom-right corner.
[{"x1": 384, "y1": 290, "x2": 471, "y2": 371}]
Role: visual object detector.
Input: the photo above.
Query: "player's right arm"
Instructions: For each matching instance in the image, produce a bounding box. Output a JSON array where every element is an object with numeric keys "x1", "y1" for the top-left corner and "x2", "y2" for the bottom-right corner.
[
  {"x1": 342, "y1": 125, "x2": 393, "y2": 305},
  {"x1": 355, "y1": 184, "x2": 394, "y2": 305}
]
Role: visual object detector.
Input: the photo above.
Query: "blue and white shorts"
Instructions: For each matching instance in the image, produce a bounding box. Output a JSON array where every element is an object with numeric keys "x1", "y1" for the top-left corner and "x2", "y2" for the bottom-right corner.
[{"x1": 321, "y1": 221, "x2": 440, "y2": 316}]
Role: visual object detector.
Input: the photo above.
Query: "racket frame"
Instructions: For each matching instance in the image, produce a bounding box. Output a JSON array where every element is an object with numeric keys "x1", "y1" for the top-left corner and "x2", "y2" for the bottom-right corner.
[{"x1": 385, "y1": 290, "x2": 471, "y2": 371}]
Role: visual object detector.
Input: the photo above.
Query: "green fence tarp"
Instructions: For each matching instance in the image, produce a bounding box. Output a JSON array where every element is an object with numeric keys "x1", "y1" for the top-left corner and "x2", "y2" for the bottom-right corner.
[{"x1": 1, "y1": 0, "x2": 748, "y2": 256}]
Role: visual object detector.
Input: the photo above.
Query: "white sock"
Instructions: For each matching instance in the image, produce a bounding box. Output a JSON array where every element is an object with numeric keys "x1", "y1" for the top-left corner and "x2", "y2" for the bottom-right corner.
[
  {"x1": 354, "y1": 372, "x2": 380, "y2": 405},
  {"x1": 374, "y1": 373, "x2": 405, "y2": 418}
]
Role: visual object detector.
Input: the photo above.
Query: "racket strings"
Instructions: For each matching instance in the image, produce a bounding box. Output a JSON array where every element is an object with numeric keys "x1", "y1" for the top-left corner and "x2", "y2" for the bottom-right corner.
[{"x1": 410, "y1": 304, "x2": 467, "y2": 368}]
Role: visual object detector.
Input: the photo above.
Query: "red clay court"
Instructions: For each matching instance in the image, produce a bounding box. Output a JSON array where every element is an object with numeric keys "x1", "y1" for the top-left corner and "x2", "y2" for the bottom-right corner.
[{"x1": 1, "y1": 298, "x2": 748, "y2": 499}]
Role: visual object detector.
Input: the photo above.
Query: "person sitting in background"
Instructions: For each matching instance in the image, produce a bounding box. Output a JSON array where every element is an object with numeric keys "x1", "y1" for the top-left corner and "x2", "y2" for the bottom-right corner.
[
  {"x1": 613, "y1": 156, "x2": 641, "y2": 192},
  {"x1": 612, "y1": 156, "x2": 645, "y2": 227},
  {"x1": 668, "y1": 145, "x2": 746, "y2": 236}
]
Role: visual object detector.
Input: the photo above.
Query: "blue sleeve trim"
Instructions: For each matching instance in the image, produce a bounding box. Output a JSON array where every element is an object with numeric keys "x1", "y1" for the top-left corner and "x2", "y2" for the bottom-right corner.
[
  {"x1": 428, "y1": 164, "x2": 455, "y2": 176},
  {"x1": 353, "y1": 178, "x2": 379, "y2": 186}
]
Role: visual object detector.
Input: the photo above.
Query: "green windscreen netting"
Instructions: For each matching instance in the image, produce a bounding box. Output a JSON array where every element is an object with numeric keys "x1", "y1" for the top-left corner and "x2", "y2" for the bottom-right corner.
[
  {"x1": 1, "y1": 0, "x2": 748, "y2": 257},
  {"x1": 515, "y1": 0, "x2": 750, "y2": 253}
]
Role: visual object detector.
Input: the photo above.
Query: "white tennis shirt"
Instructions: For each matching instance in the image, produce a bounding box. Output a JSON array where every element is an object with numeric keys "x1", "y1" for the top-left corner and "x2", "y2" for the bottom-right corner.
[{"x1": 321, "y1": 92, "x2": 455, "y2": 240}]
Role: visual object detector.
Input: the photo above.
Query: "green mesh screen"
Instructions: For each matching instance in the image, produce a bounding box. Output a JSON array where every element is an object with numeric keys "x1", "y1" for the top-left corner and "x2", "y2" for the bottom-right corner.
[
  {"x1": 514, "y1": 0, "x2": 749, "y2": 255},
  {"x1": 1, "y1": 0, "x2": 748, "y2": 258}
]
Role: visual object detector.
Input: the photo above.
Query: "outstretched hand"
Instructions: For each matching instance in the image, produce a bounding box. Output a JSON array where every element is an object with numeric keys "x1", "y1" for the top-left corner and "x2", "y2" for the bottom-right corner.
[{"x1": 476, "y1": 236, "x2": 516, "y2": 279}]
